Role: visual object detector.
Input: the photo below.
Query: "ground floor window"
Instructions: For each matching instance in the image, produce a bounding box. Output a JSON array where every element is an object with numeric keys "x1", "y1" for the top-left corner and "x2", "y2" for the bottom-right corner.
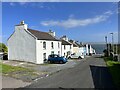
[
  {"x1": 64, "y1": 53, "x2": 65, "y2": 57},
  {"x1": 43, "y1": 53, "x2": 46, "y2": 62},
  {"x1": 51, "y1": 51, "x2": 54, "y2": 54},
  {"x1": 58, "y1": 51, "x2": 60, "y2": 55}
]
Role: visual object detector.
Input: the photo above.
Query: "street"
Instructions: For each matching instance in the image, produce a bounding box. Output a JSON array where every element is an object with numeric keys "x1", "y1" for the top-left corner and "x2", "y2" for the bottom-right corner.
[{"x1": 25, "y1": 55, "x2": 115, "y2": 88}]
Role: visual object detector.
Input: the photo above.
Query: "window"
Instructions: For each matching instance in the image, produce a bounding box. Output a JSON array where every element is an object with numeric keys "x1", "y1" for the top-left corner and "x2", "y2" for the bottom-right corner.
[
  {"x1": 51, "y1": 42, "x2": 54, "y2": 49},
  {"x1": 64, "y1": 45, "x2": 66, "y2": 50},
  {"x1": 64, "y1": 53, "x2": 65, "y2": 57},
  {"x1": 43, "y1": 42, "x2": 46, "y2": 49},
  {"x1": 58, "y1": 42, "x2": 60, "y2": 48},
  {"x1": 70, "y1": 45, "x2": 71, "y2": 49},
  {"x1": 58, "y1": 51, "x2": 60, "y2": 55},
  {"x1": 51, "y1": 51, "x2": 54, "y2": 54},
  {"x1": 43, "y1": 53, "x2": 46, "y2": 61}
]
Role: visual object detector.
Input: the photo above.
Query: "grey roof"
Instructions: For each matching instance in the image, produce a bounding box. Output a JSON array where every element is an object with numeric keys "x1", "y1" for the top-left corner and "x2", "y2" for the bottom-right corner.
[
  {"x1": 69, "y1": 40, "x2": 79, "y2": 47},
  {"x1": 61, "y1": 40, "x2": 72, "y2": 45},
  {"x1": 28, "y1": 28, "x2": 60, "y2": 41}
]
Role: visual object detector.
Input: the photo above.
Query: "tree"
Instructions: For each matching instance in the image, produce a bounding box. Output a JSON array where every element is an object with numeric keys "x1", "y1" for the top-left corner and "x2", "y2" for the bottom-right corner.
[{"x1": 0, "y1": 43, "x2": 8, "y2": 53}]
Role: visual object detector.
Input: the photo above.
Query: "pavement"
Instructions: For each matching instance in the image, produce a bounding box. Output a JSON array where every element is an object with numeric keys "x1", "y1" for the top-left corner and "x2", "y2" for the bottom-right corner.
[
  {"x1": 24, "y1": 55, "x2": 115, "y2": 88},
  {"x1": 2, "y1": 76, "x2": 31, "y2": 88}
]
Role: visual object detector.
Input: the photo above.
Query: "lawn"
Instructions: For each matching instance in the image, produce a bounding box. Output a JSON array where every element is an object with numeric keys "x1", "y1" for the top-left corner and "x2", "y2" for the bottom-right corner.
[{"x1": 104, "y1": 57, "x2": 120, "y2": 89}]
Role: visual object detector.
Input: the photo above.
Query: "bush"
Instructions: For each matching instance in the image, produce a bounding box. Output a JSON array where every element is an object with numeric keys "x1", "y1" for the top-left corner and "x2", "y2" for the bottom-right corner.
[{"x1": 0, "y1": 43, "x2": 8, "y2": 53}]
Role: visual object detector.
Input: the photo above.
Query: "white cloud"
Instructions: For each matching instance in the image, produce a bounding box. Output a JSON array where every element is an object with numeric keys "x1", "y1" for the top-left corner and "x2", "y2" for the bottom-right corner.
[
  {"x1": 9, "y1": 2, "x2": 52, "y2": 9},
  {"x1": 9, "y1": 2, "x2": 15, "y2": 6},
  {"x1": 41, "y1": 11, "x2": 113, "y2": 28}
]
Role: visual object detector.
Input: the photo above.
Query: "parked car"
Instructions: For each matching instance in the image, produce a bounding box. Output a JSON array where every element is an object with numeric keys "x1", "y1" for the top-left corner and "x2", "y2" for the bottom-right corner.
[
  {"x1": 48, "y1": 54, "x2": 67, "y2": 64},
  {"x1": 68, "y1": 53, "x2": 84, "y2": 59}
]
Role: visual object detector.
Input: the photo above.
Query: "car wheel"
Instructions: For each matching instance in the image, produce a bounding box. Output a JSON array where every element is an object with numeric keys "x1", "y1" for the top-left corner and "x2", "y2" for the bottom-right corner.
[
  {"x1": 48, "y1": 60, "x2": 51, "y2": 64},
  {"x1": 78, "y1": 56, "x2": 82, "y2": 59},
  {"x1": 59, "y1": 60, "x2": 63, "y2": 64},
  {"x1": 68, "y1": 57, "x2": 71, "y2": 59}
]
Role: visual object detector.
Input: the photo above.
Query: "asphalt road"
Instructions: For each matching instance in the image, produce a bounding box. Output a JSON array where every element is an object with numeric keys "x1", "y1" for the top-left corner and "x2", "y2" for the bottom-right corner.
[{"x1": 25, "y1": 55, "x2": 115, "y2": 89}]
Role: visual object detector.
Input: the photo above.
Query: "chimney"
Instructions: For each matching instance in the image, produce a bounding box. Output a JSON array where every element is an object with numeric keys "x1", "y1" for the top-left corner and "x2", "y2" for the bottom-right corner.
[
  {"x1": 48, "y1": 30, "x2": 55, "y2": 37},
  {"x1": 15, "y1": 20, "x2": 28, "y2": 31},
  {"x1": 61, "y1": 35, "x2": 68, "y2": 41}
]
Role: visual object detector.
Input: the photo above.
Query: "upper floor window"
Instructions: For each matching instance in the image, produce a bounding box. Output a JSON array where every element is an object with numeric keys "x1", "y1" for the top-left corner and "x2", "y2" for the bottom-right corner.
[
  {"x1": 43, "y1": 42, "x2": 46, "y2": 49},
  {"x1": 64, "y1": 45, "x2": 66, "y2": 50},
  {"x1": 58, "y1": 42, "x2": 60, "y2": 48},
  {"x1": 51, "y1": 42, "x2": 54, "y2": 49},
  {"x1": 70, "y1": 45, "x2": 71, "y2": 49}
]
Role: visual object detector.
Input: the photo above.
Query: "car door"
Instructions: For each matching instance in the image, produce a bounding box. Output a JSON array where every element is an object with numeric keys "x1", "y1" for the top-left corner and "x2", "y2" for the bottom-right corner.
[{"x1": 72, "y1": 53, "x2": 77, "y2": 58}]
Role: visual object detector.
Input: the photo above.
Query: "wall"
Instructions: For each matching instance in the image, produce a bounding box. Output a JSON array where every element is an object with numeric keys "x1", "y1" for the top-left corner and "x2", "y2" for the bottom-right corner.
[
  {"x1": 73, "y1": 47, "x2": 79, "y2": 54},
  {"x1": 36, "y1": 40, "x2": 62, "y2": 64},
  {"x1": 8, "y1": 25, "x2": 37, "y2": 63},
  {"x1": 61, "y1": 45, "x2": 73, "y2": 57}
]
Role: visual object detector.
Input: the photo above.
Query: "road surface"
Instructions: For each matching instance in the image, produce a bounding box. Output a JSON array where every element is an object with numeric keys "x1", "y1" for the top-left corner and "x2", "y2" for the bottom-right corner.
[{"x1": 25, "y1": 55, "x2": 115, "y2": 89}]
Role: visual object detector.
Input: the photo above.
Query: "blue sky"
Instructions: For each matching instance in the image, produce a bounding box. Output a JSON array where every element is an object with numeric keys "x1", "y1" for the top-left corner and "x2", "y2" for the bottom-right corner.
[{"x1": 2, "y1": 2, "x2": 118, "y2": 44}]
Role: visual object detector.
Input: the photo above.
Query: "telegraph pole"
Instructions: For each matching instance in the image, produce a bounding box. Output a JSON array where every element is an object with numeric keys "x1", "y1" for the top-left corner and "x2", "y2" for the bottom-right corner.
[
  {"x1": 105, "y1": 36, "x2": 108, "y2": 56},
  {"x1": 110, "y1": 33, "x2": 114, "y2": 53},
  {"x1": 110, "y1": 33, "x2": 114, "y2": 60}
]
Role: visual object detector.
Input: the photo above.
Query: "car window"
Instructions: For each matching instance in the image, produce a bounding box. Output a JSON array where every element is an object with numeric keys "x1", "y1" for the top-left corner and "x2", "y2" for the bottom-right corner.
[{"x1": 54, "y1": 55, "x2": 58, "y2": 57}]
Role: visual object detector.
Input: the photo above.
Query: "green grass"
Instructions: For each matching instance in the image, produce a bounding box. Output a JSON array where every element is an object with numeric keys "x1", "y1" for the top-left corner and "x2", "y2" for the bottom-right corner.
[
  {"x1": 104, "y1": 57, "x2": 120, "y2": 89},
  {"x1": 0, "y1": 63, "x2": 32, "y2": 74}
]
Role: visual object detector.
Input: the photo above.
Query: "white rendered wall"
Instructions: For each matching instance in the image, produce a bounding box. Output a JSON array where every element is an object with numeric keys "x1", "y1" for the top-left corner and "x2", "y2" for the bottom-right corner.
[
  {"x1": 61, "y1": 45, "x2": 73, "y2": 57},
  {"x1": 36, "y1": 40, "x2": 62, "y2": 64},
  {"x1": 79, "y1": 47, "x2": 84, "y2": 55},
  {"x1": 8, "y1": 25, "x2": 37, "y2": 63},
  {"x1": 73, "y1": 47, "x2": 79, "y2": 54}
]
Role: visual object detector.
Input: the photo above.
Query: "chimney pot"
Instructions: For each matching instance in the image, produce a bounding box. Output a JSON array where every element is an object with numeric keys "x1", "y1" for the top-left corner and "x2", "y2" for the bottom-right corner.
[{"x1": 20, "y1": 20, "x2": 24, "y2": 25}]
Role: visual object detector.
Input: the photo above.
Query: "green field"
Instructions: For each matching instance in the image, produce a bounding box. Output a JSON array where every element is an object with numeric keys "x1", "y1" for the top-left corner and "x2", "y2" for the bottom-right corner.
[{"x1": 104, "y1": 57, "x2": 120, "y2": 89}]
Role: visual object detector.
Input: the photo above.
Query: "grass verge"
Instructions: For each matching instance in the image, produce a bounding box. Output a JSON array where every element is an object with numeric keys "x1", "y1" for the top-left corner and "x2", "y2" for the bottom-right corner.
[
  {"x1": 0, "y1": 62, "x2": 39, "y2": 82},
  {"x1": 104, "y1": 57, "x2": 120, "y2": 89}
]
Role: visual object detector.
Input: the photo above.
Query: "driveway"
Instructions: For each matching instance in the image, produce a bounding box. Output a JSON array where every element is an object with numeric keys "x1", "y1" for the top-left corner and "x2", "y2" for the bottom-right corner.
[{"x1": 24, "y1": 55, "x2": 115, "y2": 88}]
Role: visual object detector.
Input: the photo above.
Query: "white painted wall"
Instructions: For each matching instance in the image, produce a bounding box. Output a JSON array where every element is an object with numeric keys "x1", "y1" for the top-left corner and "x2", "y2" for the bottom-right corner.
[
  {"x1": 36, "y1": 40, "x2": 62, "y2": 64},
  {"x1": 61, "y1": 45, "x2": 73, "y2": 57},
  {"x1": 8, "y1": 25, "x2": 37, "y2": 63},
  {"x1": 79, "y1": 47, "x2": 84, "y2": 55}
]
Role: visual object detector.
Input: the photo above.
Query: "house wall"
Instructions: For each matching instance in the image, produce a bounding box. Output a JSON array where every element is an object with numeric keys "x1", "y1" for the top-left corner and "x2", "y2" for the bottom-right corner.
[
  {"x1": 8, "y1": 25, "x2": 37, "y2": 63},
  {"x1": 61, "y1": 45, "x2": 73, "y2": 57},
  {"x1": 73, "y1": 47, "x2": 79, "y2": 54},
  {"x1": 79, "y1": 47, "x2": 84, "y2": 55},
  {"x1": 36, "y1": 40, "x2": 62, "y2": 64}
]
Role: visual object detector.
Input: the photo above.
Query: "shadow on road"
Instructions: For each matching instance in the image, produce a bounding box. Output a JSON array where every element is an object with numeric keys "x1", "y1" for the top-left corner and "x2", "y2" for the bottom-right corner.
[{"x1": 90, "y1": 65, "x2": 115, "y2": 89}]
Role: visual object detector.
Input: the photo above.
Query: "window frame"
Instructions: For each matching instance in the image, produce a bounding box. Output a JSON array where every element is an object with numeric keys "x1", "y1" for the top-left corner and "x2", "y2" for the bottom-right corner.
[{"x1": 43, "y1": 41, "x2": 46, "y2": 49}]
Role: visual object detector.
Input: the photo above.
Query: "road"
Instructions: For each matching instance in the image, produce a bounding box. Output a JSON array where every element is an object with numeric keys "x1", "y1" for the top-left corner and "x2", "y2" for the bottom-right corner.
[{"x1": 25, "y1": 55, "x2": 115, "y2": 88}]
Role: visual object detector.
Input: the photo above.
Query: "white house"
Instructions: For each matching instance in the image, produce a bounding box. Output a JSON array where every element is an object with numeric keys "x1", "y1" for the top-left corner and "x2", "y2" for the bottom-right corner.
[
  {"x1": 69, "y1": 40, "x2": 80, "y2": 54},
  {"x1": 84, "y1": 44, "x2": 96, "y2": 55},
  {"x1": 60, "y1": 36, "x2": 73, "y2": 58},
  {"x1": 7, "y1": 21, "x2": 62, "y2": 64}
]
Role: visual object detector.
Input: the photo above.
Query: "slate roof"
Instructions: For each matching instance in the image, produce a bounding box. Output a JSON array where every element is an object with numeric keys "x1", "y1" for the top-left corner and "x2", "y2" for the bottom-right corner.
[
  {"x1": 69, "y1": 40, "x2": 79, "y2": 47},
  {"x1": 61, "y1": 40, "x2": 72, "y2": 45},
  {"x1": 27, "y1": 28, "x2": 59, "y2": 41}
]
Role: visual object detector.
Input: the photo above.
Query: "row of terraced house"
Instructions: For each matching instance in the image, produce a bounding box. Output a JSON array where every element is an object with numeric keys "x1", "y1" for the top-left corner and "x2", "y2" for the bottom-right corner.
[{"x1": 7, "y1": 21, "x2": 96, "y2": 64}]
